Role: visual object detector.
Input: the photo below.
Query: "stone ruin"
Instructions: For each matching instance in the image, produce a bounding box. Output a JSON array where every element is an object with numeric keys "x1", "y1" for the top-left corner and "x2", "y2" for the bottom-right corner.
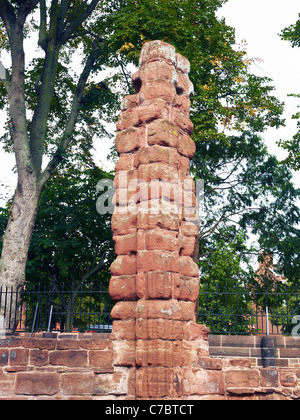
[
  {"x1": 109, "y1": 40, "x2": 211, "y2": 399},
  {"x1": 0, "y1": 41, "x2": 297, "y2": 401}
]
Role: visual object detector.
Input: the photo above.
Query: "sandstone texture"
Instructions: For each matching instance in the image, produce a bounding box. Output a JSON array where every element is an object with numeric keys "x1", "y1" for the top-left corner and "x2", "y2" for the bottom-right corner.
[{"x1": 109, "y1": 40, "x2": 205, "y2": 399}]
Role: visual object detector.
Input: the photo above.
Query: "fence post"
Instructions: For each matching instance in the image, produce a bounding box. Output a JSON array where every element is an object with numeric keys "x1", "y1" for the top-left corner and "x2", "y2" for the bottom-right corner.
[
  {"x1": 261, "y1": 336, "x2": 276, "y2": 368},
  {"x1": 31, "y1": 302, "x2": 39, "y2": 337}
]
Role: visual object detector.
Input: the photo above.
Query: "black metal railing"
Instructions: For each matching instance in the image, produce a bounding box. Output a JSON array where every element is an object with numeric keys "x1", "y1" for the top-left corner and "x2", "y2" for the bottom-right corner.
[
  {"x1": 0, "y1": 283, "x2": 113, "y2": 334},
  {"x1": 197, "y1": 281, "x2": 300, "y2": 335},
  {"x1": 0, "y1": 281, "x2": 299, "y2": 335}
]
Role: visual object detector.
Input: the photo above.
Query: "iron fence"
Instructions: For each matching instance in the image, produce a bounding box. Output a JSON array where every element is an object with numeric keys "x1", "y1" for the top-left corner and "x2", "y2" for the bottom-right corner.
[
  {"x1": 0, "y1": 283, "x2": 113, "y2": 334},
  {"x1": 0, "y1": 281, "x2": 299, "y2": 335},
  {"x1": 197, "y1": 281, "x2": 300, "y2": 335}
]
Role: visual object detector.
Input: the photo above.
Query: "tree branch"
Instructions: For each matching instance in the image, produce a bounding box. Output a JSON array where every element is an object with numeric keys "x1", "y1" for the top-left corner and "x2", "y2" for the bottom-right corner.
[
  {"x1": 29, "y1": 0, "x2": 63, "y2": 174},
  {"x1": 0, "y1": 0, "x2": 16, "y2": 39},
  {"x1": 57, "y1": 0, "x2": 69, "y2": 34},
  {"x1": 40, "y1": 43, "x2": 103, "y2": 185},
  {"x1": 38, "y1": 0, "x2": 47, "y2": 50},
  {"x1": 61, "y1": 0, "x2": 100, "y2": 43}
]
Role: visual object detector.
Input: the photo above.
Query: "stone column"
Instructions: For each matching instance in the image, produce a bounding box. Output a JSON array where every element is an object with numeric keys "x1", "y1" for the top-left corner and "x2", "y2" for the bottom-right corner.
[{"x1": 109, "y1": 40, "x2": 209, "y2": 399}]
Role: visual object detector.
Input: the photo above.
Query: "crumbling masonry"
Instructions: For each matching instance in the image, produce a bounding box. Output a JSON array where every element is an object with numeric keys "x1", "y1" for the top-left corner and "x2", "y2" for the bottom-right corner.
[
  {"x1": 109, "y1": 40, "x2": 211, "y2": 399},
  {"x1": 0, "y1": 41, "x2": 298, "y2": 401}
]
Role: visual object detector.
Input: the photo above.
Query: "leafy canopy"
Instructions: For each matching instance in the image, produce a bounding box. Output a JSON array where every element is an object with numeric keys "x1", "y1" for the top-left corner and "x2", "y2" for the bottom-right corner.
[{"x1": 279, "y1": 14, "x2": 300, "y2": 170}]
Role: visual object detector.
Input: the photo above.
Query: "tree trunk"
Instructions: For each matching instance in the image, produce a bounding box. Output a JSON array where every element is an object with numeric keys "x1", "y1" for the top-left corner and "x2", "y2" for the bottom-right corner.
[{"x1": 0, "y1": 175, "x2": 42, "y2": 330}]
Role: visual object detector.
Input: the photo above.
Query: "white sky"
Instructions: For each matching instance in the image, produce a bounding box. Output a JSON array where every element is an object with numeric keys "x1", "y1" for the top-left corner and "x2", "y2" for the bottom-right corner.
[
  {"x1": 0, "y1": 0, "x2": 299, "y2": 206},
  {"x1": 218, "y1": 0, "x2": 300, "y2": 185}
]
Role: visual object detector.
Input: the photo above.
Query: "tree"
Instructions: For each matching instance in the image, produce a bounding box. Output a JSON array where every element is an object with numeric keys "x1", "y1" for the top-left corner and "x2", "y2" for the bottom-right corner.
[
  {"x1": 279, "y1": 14, "x2": 300, "y2": 170},
  {"x1": 0, "y1": 0, "x2": 118, "y2": 294},
  {"x1": 0, "y1": 161, "x2": 115, "y2": 330}
]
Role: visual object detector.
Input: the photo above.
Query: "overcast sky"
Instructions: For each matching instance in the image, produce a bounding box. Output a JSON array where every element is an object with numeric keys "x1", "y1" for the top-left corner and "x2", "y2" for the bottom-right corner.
[
  {"x1": 218, "y1": 0, "x2": 300, "y2": 186},
  {"x1": 0, "y1": 0, "x2": 299, "y2": 206}
]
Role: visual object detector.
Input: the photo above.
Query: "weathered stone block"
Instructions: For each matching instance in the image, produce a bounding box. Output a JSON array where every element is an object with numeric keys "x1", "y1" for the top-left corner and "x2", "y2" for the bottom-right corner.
[
  {"x1": 137, "y1": 211, "x2": 180, "y2": 231},
  {"x1": 0, "y1": 349, "x2": 9, "y2": 366},
  {"x1": 180, "y1": 235, "x2": 196, "y2": 257},
  {"x1": 137, "y1": 145, "x2": 179, "y2": 167},
  {"x1": 89, "y1": 350, "x2": 113, "y2": 372},
  {"x1": 280, "y1": 370, "x2": 298, "y2": 387},
  {"x1": 111, "y1": 320, "x2": 136, "y2": 340},
  {"x1": 147, "y1": 119, "x2": 178, "y2": 148},
  {"x1": 225, "y1": 369, "x2": 260, "y2": 389},
  {"x1": 183, "y1": 321, "x2": 210, "y2": 342},
  {"x1": 179, "y1": 256, "x2": 199, "y2": 277},
  {"x1": 139, "y1": 99, "x2": 170, "y2": 125},
  {"x1": 121, "y1": 93, "x2": 139, "y2": 111},
  {"x1": 15, "y1": 373, "x2": 59, "y2": 396},
  {"x1": 261, "y1": 369, "x2": 279, "y2": 388},
  {"x1": 116, "y1": 107, "x2": 141, "y2": 131},
  {"x1": 113, "y1": 187, "x2": 138, "y2": 207},
  {"x1": 113, "y1": 169, "x2": 138, "y2": 189},
  {"x1": 113, "y1": 340, "x2": 136, "y2": 367},
  {"x1": 109, "y1": 275, "x2": 136, "y2": 301},
  {"x1": 198, "y1": 357, "x2": 223, "y2": 371},
  {"x1": 9, "y1": 349, "x2": 29, "y2": 366},
  {"x1": 29, "y1": 350, "x2": 49, "y2": 367},
  {"x1": 110, "y1": 301, "x2": 137, "y2": 320},
  {"x1": 136, "y1": 339, "x2": 198, "y2": 367},
  {"x1": 138, "y1": 59, "x2": 176, "y2": 84},
  {"x1": 115, "y1": 154, "x2": 135, "y2": 172},
  {"x1": 138, "y1": 162, "x2": 179, "y2": 183},
  {"x1": 61, "y1": 373, "x2": 95, "y2": 396},
  {"x1": 176, "y1": 72, "x2": 194, "y2": 96},
  {"x1": 140, "y1": 81, "x2": 176, "y2": 103},
  {"x1": 183, "y1": 368, "x2": 225, "y2": 396},
  {"x1": 136, "y1": 271, "x2": 180, "y2": 300},
  {"x1": 172, "y1": 109, "x2": 194, "y2": 135},
  {"x1": 136, "y1": 367, "x2": 180, "y2": 398},
  {"x1": 175, "y1": 276, "x2": 200, "y2": 302},
  {"x1": 181, "y1": 221, "x2": 199, "y2": 237},
  {"x1": 137, "y1": 250, "x2": 179, "y2": 273},
  {"x1": 135, "y1": 299, "x2": 195, "y2": 321},
  {"x1": 94, "y1": 369, "x2": 129, "y2": 396},
  {"x1": 135, "y1": 319, "x2": 185, "y2": 341},
  {"x1": 50, "y1": 350, "x2": 88, "y2": 367},
  {"x1": 111, "y1": 213, "x2": 137, "y2": 235},
  {"x1": 113, "y1": 232, "x2": 137, "y2": 255},
  {"x1": 145, "y1": 229, "x2": 179, "y2": 252},
  {"x1": 115, "y1": 127, "x2": 139, "y2": 154},
  {"x1": 22, "y1": 338, "x2": 56, "y2": 350},
  {"x1": 110, "y1": 255, "x2": 137, "y2": 276},
  {"x1": 176, "y1": 52, "x2": 190, "y2": 74},
  {"x1": 178, "y1": 135, "x2": 196, "y2": 159},
  {"x1": 139, "y1": 40, "x2": 176, "y2": 67}
]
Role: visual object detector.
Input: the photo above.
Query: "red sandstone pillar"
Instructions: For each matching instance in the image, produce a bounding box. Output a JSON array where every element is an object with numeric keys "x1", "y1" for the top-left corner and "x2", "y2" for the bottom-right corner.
[{"x1": 109, "y1": 40, "x2": 209, "y2": 399}]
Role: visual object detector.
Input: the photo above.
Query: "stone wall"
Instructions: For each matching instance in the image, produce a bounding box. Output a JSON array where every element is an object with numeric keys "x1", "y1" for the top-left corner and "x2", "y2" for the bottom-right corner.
[
  {"x1": 0, "y1": 333, "x2": 300, "y2": 400},
  {"x1": 209, "y1": 335, "x2": 300, "y2": 368},
  {"x1": 0, "y1": 333, "x2": 127, "y2": 400}
]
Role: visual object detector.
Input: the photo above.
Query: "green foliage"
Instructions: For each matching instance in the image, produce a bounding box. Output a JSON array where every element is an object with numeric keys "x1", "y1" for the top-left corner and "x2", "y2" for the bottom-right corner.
[
  {"x1": 0, "y1": 206, "x2": 9, "y2": 254},
  {"x1": 281, "y1": 14, "x2": 300, "y2": 48},
  {"x1": 106, "y1": 0, "x2": 284, "y2": 137},
  {"x1": 279, "y1": 16, "x2": 300, "y2": 170},
  {"x1": 198, "y1": 228, "x2": 257, "y2": 334},
  {"x1": 26, "y1": 161, "x2": 114, "y2": 290}
]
